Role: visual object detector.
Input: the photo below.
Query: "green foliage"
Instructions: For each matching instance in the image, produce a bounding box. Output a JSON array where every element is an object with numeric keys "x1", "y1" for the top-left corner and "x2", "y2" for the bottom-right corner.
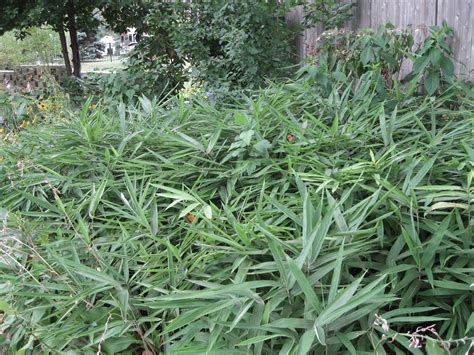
[
  {"x1": 0, "y1": 0, "x2": 101, "y2": 35},
  {"x1": 0, "y1": 27, "x2": 62, "y2": 67},
  {"x1": 0, "y1": 84, "x2": 71, "y2": 142},
  {"x1": 63, "y1": 66, "x2": 180, "y2": 105},
  {"x1": 77, "y1": 30, "x2": 105, "y2": 60},
  {"x1": 0, "y1": 91, "x2": 34, "y2": 136},
  {"x1": 302, "y1": 22, "x2": 459, "y2": 97},
  {"x1": 304, "y1": 25, "x2": 413, "y2": 81},
  {"x1": 101, "y1": 0, "x2": 152, "y2": 37},
  {"x1": 304, "y1": 0, "x2": 354, "y2": 30},
  {"x1": 407, "y1": 20, "x2": 456, "y2": 95},
  {"x1": 123, "y1": 3, "x2": 187, "y2": 99},
  {"x1": 0, "y1": 67, "x2": 472, "y2": 353},
  {"x1": 0, "y1": 0, "x2": 150, "y2": 76},
  {"x1": 178, "y1": 2, "x2": 295, "y2": 89},
  {"x1": 126, "y1": 1, "x2": 295, "y2": 97}
]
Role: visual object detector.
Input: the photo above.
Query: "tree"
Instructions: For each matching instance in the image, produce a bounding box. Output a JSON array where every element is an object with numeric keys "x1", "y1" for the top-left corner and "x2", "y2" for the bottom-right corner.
[
  {"x1": 126, "y1": 1, "x2": 295, "y2": 94},
  {"x1": 101, "y1": 0, "x2": 152, "y2": 38},
  {"x1": 0, "y1": 0, "x2": 102, "y2": 77},
  {"x1": 0, "y1": 0, "x2": 155, "y2": 77}
]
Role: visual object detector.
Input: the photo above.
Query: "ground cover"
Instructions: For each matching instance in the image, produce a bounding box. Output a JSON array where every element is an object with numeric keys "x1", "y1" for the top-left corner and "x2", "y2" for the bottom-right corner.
[{"x1": 0, "y1": 68, "x2": 472, "y2": 353}]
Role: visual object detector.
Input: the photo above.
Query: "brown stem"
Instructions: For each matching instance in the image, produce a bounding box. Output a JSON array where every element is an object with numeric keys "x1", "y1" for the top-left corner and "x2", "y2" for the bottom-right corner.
[
  {"x1": 66, "y1": 2, "x2": 81, "y2": 77},
  {"x1": 58, "y1": 27, "x2": 72, "y2": 75}
]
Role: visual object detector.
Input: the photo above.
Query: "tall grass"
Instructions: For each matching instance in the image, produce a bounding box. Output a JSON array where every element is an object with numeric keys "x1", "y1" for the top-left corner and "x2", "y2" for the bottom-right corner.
[{"x1": 0, "y1": 72, "x2": 473, "y2": 354}]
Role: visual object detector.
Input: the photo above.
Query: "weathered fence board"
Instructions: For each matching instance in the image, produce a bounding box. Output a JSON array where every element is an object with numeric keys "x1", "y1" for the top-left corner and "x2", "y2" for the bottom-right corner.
[
  {"x1": 355, "y1": 0, "x2": 437, "y2": 29},
  {"x1": 352, "y1": 0, "x2": 371, "y2": 28},
  {"x1": 288, "y1": 0, "x2": 474, "y2": 79},
  {"x1": 286, "y1": 6, "x2": 306, "y2": 60},
  {"x1": 437, "y1": 0, "x2": 474, "y2": 78}
]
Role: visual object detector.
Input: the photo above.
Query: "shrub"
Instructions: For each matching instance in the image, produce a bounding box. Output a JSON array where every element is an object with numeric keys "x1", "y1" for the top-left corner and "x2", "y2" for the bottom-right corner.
[
  {"x1": 306, "y1": 25, "x2": 413, "y2": 78},
  {"x1": 0, "y1": 85, "x2": 69, "y2": 143},
  {"x1": 303, "y1": 0, "x2": 354, "y2": 30},
  {"x1": 0, "y1": 69, "x2": 472, "y2": 353},
  {"x1": 125, "y1": 1, "x2": 295, "y2": 98},
  {"x1": 301, "y1": 21, "x2": 459, "y2": 98}
]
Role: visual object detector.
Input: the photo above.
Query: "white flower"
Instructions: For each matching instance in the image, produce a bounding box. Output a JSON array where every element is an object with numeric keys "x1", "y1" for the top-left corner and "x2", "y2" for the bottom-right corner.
[{"x1": 374, "y1": 314, "x2": 390, "y2": 333}]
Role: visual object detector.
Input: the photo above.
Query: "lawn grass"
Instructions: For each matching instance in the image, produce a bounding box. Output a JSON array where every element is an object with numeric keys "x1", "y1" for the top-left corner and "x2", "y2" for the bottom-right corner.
[
  {"x1": 81, "y1": 58, "x2": 125, "y2": 74},
  {"x1": 0, "y1": 71, "x2": 473, "y2": 353}
]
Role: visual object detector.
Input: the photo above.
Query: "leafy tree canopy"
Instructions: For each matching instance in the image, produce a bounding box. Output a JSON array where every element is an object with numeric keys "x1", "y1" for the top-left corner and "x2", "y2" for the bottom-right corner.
[{"x1": 0, "y1": 0, "x2": 153, "y2": 76}]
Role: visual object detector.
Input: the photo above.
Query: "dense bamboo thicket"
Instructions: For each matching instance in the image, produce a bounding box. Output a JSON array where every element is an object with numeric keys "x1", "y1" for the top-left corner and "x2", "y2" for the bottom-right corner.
[{"x1": 0, "y1": 71, "x2": 473, "y2": 353}]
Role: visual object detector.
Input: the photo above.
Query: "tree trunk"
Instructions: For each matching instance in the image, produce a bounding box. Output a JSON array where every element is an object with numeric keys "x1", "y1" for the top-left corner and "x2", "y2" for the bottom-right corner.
[
  {"x1": 58, "y1": 27, "x2": 72, "y2": 76},
  {"x1": 66, "y1": 3, "x2": 81, "y2": 77}
]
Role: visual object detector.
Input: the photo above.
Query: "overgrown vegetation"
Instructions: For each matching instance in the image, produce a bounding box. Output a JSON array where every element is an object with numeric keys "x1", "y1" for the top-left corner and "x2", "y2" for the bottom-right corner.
[
  {"x1": 1, "y1": 62, "x2": 473, "y2": 352},
  {"x1": 0, "y1": 28, "x2": 61, "y2": 67},
  {"x1": 304, "y1": 0, "x2": 354, "y2": 30},
  {"x1": 111, "y1": 1, "x2": 295, "y2": 100},
  {"x1": 303, "y1": 21, "x2": 458, "y2": 96},
  {"x1": 0, "y1": 2, "x2": 473, "y2": 353},
  {"x1": 47, "y1": 1, "x2": 296, "y2": 103}
]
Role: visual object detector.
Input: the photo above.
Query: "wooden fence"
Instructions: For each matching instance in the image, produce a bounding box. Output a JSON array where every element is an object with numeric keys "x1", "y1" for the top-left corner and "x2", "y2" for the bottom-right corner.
[{"x1": 287, "y1": 0, "x2": 474, "y2": 80}]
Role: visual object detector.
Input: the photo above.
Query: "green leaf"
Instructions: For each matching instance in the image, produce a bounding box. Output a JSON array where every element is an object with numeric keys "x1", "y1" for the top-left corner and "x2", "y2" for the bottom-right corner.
[
  {"x1": 410, "y1": 155, "x2": 437, "y2": 191},
  {"x1": 379, "y1": 105, "x2": 388, "y2": 146},
  {"x1": 237, "y1": 334, "x2": 283, "y2": 347},
  {"x1": 424, "y1": 339, "x2": 446, "y2": 355},
  {"x1": 314, "y1": 276, "x2": 386, "y2": 327},
  {"x1": 138, "y1": 95, "x2": 152, "y2": 114},
  {"x1": 203, "y1": 204, "x2": 213, "y2": 219},
  {"x1": 0, "y1": 300, "x2": 12, "y2": 314},
  {"x1": 428, "y1": 48, "x2": 442, "y2": 65},
  {"x1": 328, "y1": 242, "x2": 344, "y2": 304},
  {"x1": 314, "y1": 324, "x2": 326, "y2": 345},
  {"x1": 239, "y1": 130, "x2": 254, "y2": 146},
  {"x1": 234, "y1": 112, "x2": 248, "y2": 125},
  {"x1": 440, "y1": 56, "x2": 455, "y2": 77},
  {"x1": 88, "y1": 178, "x2": 107, "y2": 218},
  {"x1": 288, "y1": 259, "x2": 321, "y2": 313},
  {"x1": 424, "y1": 71, "x2": 440, "y2": 95},
  {"x1": 336, "y1": 332, "x2": 357, "y2": 354},
  {"x1": 360, "y1": 47, "x2": 374, "y2": 66},
  {"x1": 70, "y1": 263, "x2": 121, "y2": 287},
  {"x1": 297, "y1": 330, "x2": 315, "y2": 355},
  {"x1": 254, "y1": 139, "x2": 272, "y2": 154},
  {"x1": 333, "y1": 71, "x2": 346, "y2": 82},
  {"x1": 166, "y1": 299, "x2": 238, "y2": 333},
  {"x1": 421, "y1": 213, "x2": 452, "y2": 268},
  {"x1": 413, "y1": 55, "x2": 430, "y2": 74},
  {"x1": 466, "y1": 313, "x2": 474, "y2": 334}
]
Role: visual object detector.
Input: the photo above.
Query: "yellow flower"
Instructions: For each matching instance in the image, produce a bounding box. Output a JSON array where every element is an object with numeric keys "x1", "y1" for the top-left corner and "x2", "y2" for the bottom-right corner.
[
  {"x1": 32, "y1": 116, "x2": 37, "y2": 123},
  {"x1": 0, "y1": 127, "x2": 3, "y2": 133},
  {"x1": 0, "y1": 156, "x2": 3, "y2": 161},
  {"x1": 37, "y1": 103, "x2": 46, "y2": 111}
]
